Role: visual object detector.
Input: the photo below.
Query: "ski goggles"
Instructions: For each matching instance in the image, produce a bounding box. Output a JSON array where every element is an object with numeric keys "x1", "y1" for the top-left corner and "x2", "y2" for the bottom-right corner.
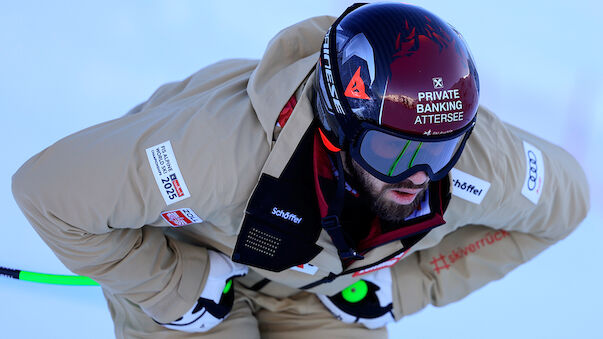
[{"x1": 348, "y1": 120, "x2": 475, "y2": 183}]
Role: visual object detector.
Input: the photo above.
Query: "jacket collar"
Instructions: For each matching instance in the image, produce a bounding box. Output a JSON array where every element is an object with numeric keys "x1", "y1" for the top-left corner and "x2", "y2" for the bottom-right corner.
[{"x1": 246, "y1": 16, "x2": 335, "y2": 143}]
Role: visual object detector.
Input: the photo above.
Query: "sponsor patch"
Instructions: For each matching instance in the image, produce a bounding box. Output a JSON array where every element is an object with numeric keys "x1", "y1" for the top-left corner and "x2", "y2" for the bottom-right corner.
[
  {"x1": 271, "y1": 207, "x2": 303, "y2": 224},
  {"x1": 415, "y1": 88, "x2": 464, "y2": 127},
  {"x1": 161, "y1": 208, "x2": 203, "y2": 227},
  {"x1": 450, "y1": 168, "x2": 491, "y2": 205},
  {"x1": 146, "y1": 141, "x2": 191, "y2": 205},
  {"x1": 290, "y1": 263, "x2": 319, "y2": 275},
  {"x1": 430, "y1": 230, "x2": 510, "y2": 274},
  {"x1": 521, "y1": 141, "x2": 545, "y2": 204},
  {"x1": 352, "y1": 251, "x2": 407, "y2": 277}
]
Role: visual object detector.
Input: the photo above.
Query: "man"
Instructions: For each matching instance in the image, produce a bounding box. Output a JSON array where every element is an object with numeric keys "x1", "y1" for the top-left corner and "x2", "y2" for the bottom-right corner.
[{"x1": 12, "y1": 3, "x2": 589, "y2": 338}]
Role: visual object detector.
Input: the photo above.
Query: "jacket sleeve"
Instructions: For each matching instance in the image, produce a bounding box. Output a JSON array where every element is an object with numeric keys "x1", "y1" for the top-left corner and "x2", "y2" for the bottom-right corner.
[
  {"x1": 390, "y1": 107, "x2": 590, "y2": 319},
  {"x1": 11, "y1": 108, "x2": 210, "y2": 324}
]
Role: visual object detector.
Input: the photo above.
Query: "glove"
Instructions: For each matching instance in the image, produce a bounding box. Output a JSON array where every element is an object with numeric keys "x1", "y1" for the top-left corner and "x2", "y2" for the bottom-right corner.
[
  {"x1": 317, "y1": 267, "x2": 395, "y2": 329},
  {"x1": 156, "y1": 250, "x2": 248, "y2": 333}
]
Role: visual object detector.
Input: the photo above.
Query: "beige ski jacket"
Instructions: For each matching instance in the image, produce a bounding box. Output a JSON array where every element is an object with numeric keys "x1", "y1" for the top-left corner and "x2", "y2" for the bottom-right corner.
[{"x1": 12, "y1": 16, "x2": 589, "y2": 323}]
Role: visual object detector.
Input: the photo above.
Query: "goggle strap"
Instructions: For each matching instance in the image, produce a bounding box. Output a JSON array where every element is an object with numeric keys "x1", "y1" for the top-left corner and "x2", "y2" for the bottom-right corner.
[{"x1": 320, "y1": 151, "x2": 364, "y2": 261}]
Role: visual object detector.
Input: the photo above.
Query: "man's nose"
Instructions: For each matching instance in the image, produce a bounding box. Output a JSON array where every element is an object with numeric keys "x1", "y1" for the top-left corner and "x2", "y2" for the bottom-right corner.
[{"x1": 407, "y1": 171, "x2": 428, "y2": 186}]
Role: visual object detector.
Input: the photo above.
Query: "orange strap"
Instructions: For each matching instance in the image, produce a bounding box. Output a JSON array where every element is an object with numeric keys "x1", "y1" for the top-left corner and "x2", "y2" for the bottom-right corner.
[{"x1": 318, "y1": 128, "x2": 341, "y2": 152}]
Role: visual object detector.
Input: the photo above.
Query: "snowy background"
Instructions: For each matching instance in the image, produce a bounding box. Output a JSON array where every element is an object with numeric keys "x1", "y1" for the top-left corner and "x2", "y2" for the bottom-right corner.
[{"x1": 1, "y1": 1, "x2": 601, "y2": 338}]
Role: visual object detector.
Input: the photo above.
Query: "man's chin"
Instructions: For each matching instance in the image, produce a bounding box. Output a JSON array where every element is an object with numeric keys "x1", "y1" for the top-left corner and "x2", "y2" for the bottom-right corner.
[
  {"x1": 373, "y1": 190, "x2": 424, "y2": 223},
  {"x1": 344, "y1": 154, "x2": 426, "y2": 222}
]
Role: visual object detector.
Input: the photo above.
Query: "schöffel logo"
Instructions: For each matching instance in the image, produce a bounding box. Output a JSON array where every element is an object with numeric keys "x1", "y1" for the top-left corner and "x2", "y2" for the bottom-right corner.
[
  {"x1": 271, "y1": 207, "x2": 303, "y2": 224},
  {"x1": 450, "y1": 168, "x2": 491, "y2": 205},
  {"x1": 452, "y1": 179, "x2": 485, "y2": 197}
]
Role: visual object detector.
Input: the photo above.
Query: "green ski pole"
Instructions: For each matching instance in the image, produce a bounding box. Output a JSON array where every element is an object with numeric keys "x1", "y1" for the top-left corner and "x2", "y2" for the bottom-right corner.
[{"x1": 1, "y1": 266, "x2": 98, "y2": 286}]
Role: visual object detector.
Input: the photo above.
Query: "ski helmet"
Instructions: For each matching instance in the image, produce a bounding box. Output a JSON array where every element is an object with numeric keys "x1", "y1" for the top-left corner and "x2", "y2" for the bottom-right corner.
[{"x1": 314, "y1": 2, "x2": 480, "y2": 183}]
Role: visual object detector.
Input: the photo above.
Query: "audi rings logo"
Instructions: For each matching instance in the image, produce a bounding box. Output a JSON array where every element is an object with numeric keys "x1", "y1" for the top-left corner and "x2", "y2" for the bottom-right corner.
[
  {"x1": 522, "y1": 141, "x2": 544, "y2": 204},
  {"x1": 527, "y1": 150, "x2": 538, "y2": 191}
]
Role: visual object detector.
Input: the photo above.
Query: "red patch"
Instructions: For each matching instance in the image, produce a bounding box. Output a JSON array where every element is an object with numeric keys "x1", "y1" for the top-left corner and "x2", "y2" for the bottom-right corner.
[
  {"x1": 161, "y1": 208, "x2": 203, "y2": 227},
  {"x1": 173, "y1": 179, "x2": 184, "y2": 197},
  {"x1": 344, "y1": 66, "x2": 370, "y2": 100},
  {"x1": 276, "y1": 95, "x2": 297, "y2": 127},
  {"x1": 352, "y1": 251, "x2": 408, "y2": 277},
  {"x1": 290, "y1": 263, "x2": 318, "y2": 275}
]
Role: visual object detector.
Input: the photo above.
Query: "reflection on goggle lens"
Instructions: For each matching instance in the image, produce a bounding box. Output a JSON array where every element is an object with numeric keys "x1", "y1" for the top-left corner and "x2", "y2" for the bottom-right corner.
[{"x1": 359, "y1": 130, "x2": 463, "y2": 177}]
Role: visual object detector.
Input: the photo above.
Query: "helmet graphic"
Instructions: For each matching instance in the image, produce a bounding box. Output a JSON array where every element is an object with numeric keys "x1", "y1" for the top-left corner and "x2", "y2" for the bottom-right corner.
[{"x1": 314, "y1": 2, "x2": 480, "y2": 183}]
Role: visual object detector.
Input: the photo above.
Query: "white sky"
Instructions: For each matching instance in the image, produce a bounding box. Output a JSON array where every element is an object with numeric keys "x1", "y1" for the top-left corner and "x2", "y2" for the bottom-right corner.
[{"x1": 1, "y1": 1, "x2": 601, "y2": 338}]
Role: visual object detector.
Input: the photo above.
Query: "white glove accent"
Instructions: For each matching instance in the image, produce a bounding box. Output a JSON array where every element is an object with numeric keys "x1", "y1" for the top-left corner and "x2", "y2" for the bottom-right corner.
[
  {"x1": 201, "y1": 250, "x2": 248, "y2": 304},
  {"x1": 318, "y1": 267, "x2": 395, "y2": 329},
  {"x1": 158, "y1": 250, "x2": 248, "y2": 333}
]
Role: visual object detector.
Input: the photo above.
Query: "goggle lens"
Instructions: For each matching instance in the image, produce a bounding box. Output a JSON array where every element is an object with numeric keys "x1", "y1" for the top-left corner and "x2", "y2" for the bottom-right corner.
[{"x1": 358, "y1": 129, "x2": 465, "y2": 179}]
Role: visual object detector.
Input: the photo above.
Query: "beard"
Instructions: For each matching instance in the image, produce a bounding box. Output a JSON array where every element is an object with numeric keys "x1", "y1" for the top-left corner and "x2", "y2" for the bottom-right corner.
[{"x1": 345, "y1": 154, "x2": 428, "y2": 223}]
